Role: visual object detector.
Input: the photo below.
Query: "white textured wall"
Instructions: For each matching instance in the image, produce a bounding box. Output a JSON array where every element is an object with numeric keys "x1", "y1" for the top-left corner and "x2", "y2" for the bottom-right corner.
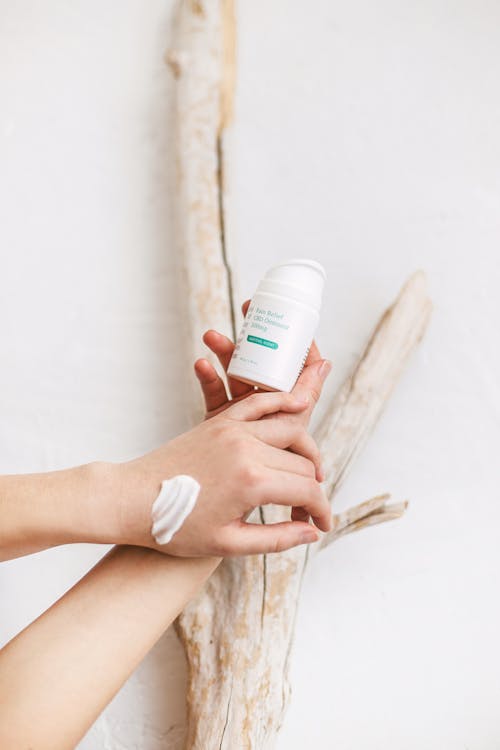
[{"x1": 1, "y1": 2, "x2": 499, "y2": 748}]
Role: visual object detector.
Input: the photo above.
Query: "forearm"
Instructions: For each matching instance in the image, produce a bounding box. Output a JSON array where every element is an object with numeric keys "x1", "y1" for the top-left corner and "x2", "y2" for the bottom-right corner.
[
  {"x1": 0, "y1": 462, "x2": 118, "y2": 561},
  {"x1": 0, "y1": 545, "x2": 221, "y2": 750}
]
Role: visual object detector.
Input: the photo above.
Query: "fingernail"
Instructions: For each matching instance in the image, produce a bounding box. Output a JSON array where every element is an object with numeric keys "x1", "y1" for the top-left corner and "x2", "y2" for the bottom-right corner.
[
  {"x1": 318, "y1": 359, "x2": 332, "y2": 381},
  {"x1": 299, "y1": 528, "x2": 319, "y2": 544}
]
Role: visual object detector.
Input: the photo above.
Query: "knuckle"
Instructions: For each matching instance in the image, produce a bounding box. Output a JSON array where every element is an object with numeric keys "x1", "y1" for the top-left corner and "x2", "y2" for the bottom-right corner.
[
  {"x1": 311, "y1": 442, "x2": 321, "y2": 464},
  {"x1": 304, "y1": 459, "x2": 316, "y2": 477},
  {"x1": 309, "y1": 386, "x2": 321, "y2": 404},
  {"x1": 272, "y1": 533, "x2": 288, "y2": 554},
  {"x1": 240, "y1": 462, "x2": 261, "y2": 489},
  {"x1": 317, "y1": 489, "x2": 330, "y2": 515},
  {"x1": 212, "y1": 534, "x2": 234, "y2": 557},
  {"x1": 223, "y1": 426, "x2": 246, "y2": 452},
  {"x1": 210, "y1": 419, "x2": 230, "y2": 440},
  {"x1": 306, "y1": 477, "x2": 322, "y2": 503},
  {"x1": 307, "y1": 475, "x2": 319, "y2": 492},
  {"x1": 299, "y1": 425, "x2": 310, "y2": 441},
  {"x1": 247, "y1": 392, "x2": 262, "y2": 408},
  {"x1": 294, "y1": 454, "x2": 315, "y2": 477},
  {"x1": 212, "y1": 541, "x2": 228, "y2": 556},
  {"x1": 302, "y1": 432, "x2": 320, "y2": 463},
  {"x1": 313, "y1": 477, "x2": 326, "y2": 498}
]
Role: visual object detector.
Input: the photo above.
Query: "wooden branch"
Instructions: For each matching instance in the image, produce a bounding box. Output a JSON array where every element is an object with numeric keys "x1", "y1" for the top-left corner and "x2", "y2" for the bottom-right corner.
[
  {"x1": 166, "y1": 0, "x2": 237, "y2": 424},
  {"x1": 322, "y1": 494, "x2": 409, "y2": 548},
  {"x1": 168, "y1": 3, "x2": 432, "y2": 747},
  {"x1": 314, "y1": 270, "x2": 433, "y2": 503},
  {"x1": 175, "y1": 271, "x2": 431, "y2": 748}
]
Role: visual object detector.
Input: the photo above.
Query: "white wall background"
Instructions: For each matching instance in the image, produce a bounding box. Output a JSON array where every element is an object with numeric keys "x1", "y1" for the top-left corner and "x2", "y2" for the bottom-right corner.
[{"x1": 1, "y1": 1, "x2": 499, "y2": 748}]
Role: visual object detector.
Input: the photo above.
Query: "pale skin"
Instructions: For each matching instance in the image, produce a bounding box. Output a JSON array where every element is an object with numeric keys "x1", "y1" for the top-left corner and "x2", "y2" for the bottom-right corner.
[
  {"x1": 0, "y1": 391, "x2": 327, "y2": 561},
  {"x1": 0, "y1": 303, "x2": 332, "y2": 749}
]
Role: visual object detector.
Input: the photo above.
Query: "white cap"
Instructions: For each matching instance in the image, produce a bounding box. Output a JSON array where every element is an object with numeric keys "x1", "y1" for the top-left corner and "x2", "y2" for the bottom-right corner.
[{"x1": 256, "y1": 258, "x2": 326, "y2": 312}]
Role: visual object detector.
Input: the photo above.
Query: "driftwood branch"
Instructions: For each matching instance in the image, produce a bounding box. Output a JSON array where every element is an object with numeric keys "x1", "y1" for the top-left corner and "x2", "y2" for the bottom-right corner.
[
  {"x1": 166, "y1": 0, "x2": 237, "y2": 424},
  {"x1": 175, "y1": 269, "x2": 431, "y2": 748},
  {"x1": 324, "y1": 494, "x2": 409, "y2": 547},
  {"x1": 167, "y1": 2, "x2": 432, "y2": 747},
  {"x1": 314, "y1": 270, "x2": 433, "y2": 503}
]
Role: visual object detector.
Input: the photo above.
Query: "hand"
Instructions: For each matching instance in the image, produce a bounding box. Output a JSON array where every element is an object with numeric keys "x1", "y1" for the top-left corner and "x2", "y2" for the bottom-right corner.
[
  {"x1": 194, "y1": 300, "x2": 331, "y2": 515},
  {"x1": 194, "y1": 301, "x2": 328, "y2": 422},
  {"x1": 113, "y1": 386, "x2": 331, "y2": 557},
  {"x1": 0, "y1": 302, "x2": 332, "y2": 562}
]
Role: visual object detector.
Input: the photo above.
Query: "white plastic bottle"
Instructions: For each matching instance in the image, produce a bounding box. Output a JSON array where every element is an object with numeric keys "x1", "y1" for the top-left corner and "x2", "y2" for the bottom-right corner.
[{"x1": 227, "y1": 258, "x2": 326, "y2": 392}]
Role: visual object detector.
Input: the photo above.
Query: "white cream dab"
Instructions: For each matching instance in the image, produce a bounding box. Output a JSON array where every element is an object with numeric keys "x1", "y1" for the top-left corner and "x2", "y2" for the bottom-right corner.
[{"x1": 150, "y1": 474, "x2": 201, "y2": 545}]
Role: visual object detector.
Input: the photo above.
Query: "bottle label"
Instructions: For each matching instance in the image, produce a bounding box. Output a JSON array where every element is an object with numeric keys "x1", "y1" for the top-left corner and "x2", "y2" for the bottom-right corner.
[
  {"x1": 229, "y1": 293, "x2": 318, "y2": 390},
  {"x1": 246, "y1": 335, "x2": 279, "y2": 349}
]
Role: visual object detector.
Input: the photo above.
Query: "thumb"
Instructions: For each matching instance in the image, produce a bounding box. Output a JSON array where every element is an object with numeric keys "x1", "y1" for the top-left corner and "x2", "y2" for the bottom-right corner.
[{"x1": 220, "y1": 520, "x2": 319, "y2": 555}]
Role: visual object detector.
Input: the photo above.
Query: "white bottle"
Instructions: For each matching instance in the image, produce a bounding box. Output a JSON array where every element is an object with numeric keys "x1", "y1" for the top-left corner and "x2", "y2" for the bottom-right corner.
[{"x1": 227, "y1": 258, "x2": 326, "y2": 392}]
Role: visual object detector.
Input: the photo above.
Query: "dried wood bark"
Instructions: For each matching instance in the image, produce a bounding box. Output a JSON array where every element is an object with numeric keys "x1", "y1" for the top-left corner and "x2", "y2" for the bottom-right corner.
[
  {"x1": 176, "y1": 271, "x2": 430, "y2": 749},
  {"x1": 167, "y1": 2, "x2": 432, "y2": 748},
  {"x1": 166, "y1": 0, "x2": 238, "y2": 423}
]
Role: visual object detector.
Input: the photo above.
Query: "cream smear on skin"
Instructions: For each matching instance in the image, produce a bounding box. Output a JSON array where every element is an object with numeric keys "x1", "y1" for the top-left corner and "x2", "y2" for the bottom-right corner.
[{"x1": 151, "y1": 474, "x2": 201, "y2": 545}]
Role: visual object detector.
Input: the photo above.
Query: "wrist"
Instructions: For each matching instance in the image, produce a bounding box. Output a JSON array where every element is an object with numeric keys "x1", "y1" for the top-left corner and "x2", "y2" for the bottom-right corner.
[
  {"x1": 0, "y1": 462, "x2": 120, "y2": 560},
  {"x1": 107, "y1": 458, "x2": 166, "y2": 549},
  {"x1": 39, "y1": 461, "x2": 122, "y2": 549},
  {"x1": 73, "y1": 460, "x2": 123, "y2": 545}
]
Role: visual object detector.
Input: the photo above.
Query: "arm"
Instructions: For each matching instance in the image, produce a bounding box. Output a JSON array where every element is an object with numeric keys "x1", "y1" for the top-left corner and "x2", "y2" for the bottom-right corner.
[
  {"x1": 0, "y1": 546, "x2": 220, "y2": 750},
  {"x1": 0, "y1": 390, "x2": 326, "y2": 563},
  {"x1": 0, "y1": 327, "x2": 331, "y2": 749},
  {"x1": 0, "y1": 369, "x2": 329, "y2": 563}
]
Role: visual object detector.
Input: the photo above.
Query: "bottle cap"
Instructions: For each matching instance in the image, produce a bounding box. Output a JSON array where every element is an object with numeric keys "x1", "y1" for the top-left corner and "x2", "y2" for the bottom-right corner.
[{"x1": 257, "y1": 258, "x2": 326, "y2": 311}]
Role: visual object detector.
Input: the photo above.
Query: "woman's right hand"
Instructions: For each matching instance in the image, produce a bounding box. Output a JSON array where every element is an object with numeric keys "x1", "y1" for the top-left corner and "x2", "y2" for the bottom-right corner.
[{"x1": 110, "y1": 388, "x2": 331, "y2": 557}]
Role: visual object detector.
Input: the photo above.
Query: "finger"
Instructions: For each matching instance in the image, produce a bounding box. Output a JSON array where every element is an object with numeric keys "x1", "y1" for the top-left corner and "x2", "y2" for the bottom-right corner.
[
  {"x1": 218, "y1": 519, "x2": 319, "y2": 555},
  {"x1": 202, "y1": 299, "x2": 251, "y2": 398},
  {"x1": 291, "y1": 357, "x2": 332, "y2": 424},
  {"x1": 226, "y1": 390, "x2": 308, "y2": 422},
  {"x1": 193, "y1": 358, "x2": 229, "y2": 415},
  {"x1": 249, "y1": 419, "x2": 322, "y2": 478},
  {"x1": 288, "y1": 431, "x2": 323, "y2": 481},
  {"x1": 202, "y1": 329, "x2": 253, "y2": 399},
  {"x1": 249, "y1": 469, "x2": 332, "y2": 532},
  {"x1": 202, "y1": 329, "x2": 234, "y2": 372},
  {"x1": 260, "y1": 444, "x2": 316, "y2": 479}
]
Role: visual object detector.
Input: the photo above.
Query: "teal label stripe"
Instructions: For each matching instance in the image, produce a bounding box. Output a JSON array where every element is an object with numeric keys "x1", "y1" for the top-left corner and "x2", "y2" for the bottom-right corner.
[{"x1": 247, "y1": 334, "x2": 278, "y2": 350}]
